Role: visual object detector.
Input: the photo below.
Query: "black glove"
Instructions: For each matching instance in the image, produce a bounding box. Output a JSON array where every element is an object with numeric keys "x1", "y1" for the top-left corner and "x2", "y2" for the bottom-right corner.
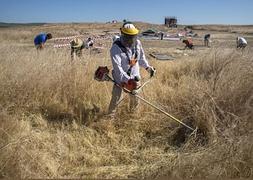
[
  {"x1": 146, "y1": 67, "x2": 156, "y2": 77},
  {"x1": 134, "y1": 76, "x2": 140, "y2": 81}
]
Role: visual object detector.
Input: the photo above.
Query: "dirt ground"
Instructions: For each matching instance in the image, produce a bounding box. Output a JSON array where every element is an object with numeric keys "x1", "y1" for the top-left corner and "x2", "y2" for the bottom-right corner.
[{"x1": 1, "y1": 22, "x2": 252, "y2": 60}]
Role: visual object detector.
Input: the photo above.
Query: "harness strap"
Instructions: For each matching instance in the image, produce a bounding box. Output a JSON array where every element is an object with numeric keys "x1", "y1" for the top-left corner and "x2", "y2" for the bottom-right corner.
[{"x1": 114, "y1": 40, "x2": 138, "y2": 76}]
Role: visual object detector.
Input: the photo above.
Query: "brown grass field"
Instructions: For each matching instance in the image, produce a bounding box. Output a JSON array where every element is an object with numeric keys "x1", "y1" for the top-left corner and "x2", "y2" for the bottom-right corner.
[{"x1": 0, "y1": 22, "x2": 253, "y2": 179}]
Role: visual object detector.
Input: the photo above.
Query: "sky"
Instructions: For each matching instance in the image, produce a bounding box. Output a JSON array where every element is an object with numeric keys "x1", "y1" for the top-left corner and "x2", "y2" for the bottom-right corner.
[{"x1": 0, "y1": 0, "x2": 253, "y2": 25}]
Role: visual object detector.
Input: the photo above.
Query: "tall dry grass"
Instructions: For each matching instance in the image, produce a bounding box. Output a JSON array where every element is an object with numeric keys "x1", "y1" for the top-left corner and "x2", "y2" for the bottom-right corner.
[{"x1": 0, "y1": 29, "x2": 253, "y2": 179}]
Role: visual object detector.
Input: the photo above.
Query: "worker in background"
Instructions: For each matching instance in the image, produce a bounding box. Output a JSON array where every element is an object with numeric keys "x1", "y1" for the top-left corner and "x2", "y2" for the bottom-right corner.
[
  {"x1": 108, "y1": 22, "x2": 156, "y2": 118},
  {"x1": 236, "y1": 37, "x2": 247, "y2": 49},
  {"x1": 34, "y1": 33, "x2": 52, "y2": 50},
  {"x1": 182, "y1": 38, "x2": 194, "y2": 49},
  {"x1": 160, "y1": 32, "x2": 164, "y2": 40},
  {"x1": 204, "y1": 34, "x2": 211, "y2": 47},
  {"x1": 85, "y1": 37, "x2": 94, "y2": 49},
  {"x1": 70, "y1": 38, "x2": 85, "y2": 60}
]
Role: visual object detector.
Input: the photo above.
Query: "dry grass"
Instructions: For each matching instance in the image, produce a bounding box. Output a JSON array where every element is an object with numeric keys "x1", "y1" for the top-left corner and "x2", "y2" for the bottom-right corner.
[
  {"x1": 191, "y1": 25, "x2": 253, "y2": 34},
  {"x1": 0, "y1": 24, "x2": 253, "y2": 179}
]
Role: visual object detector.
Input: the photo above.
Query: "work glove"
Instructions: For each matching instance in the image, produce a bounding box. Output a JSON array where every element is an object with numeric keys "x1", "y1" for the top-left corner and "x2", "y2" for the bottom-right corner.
[
  {"x1": 122, "y1": 79, "x2": 139, "y2": 92},
  {"x1": 134, "y1": 76, "x2": 140, "y2": 82},
  {"x1": 146, "y1": 66, "x2": 156, "y2": 77},
  {"x1": 131, "y1": 89, "x2": 138, "y2": 95}
]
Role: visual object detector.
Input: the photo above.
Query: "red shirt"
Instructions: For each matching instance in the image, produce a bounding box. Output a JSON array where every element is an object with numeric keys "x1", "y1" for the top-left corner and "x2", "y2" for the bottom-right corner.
[{"x1": 184, "y1": 39, "x2": 193, "y2": 46}]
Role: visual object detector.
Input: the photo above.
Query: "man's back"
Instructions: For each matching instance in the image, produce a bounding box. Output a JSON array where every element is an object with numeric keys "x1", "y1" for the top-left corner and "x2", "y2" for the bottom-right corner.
[
  {"x1": 238, "y1": 37, "x2": 247, "y2": 44},
  {"x1": 204, "y1": 34, "x2": 210, "y2": 40},
  {"x1": 34, "y1": 33, "x2": 47, "y2": 45},
  {"x1": 183, "y1": 39, "x2": 193, "y2": 46}
]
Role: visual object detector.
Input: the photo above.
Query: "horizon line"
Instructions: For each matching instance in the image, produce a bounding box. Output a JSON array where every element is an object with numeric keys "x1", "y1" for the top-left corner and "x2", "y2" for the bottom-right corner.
[{"x1": 0, "y1": 21, "x2": 253, "y2": 26}]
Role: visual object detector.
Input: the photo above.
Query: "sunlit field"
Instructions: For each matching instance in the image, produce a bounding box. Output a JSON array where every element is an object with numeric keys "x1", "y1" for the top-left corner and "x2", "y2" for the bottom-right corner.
[{"x1": 0, "y1": 23, "x2": 252, "y2": 179}]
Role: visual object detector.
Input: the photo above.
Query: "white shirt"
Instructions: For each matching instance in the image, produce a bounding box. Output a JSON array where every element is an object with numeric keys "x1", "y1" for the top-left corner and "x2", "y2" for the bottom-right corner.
[
  {"x1": 110, "y1": 38, "x2": 150, "y2": 84},
  {"x1": 112, "y1": 35, "x2": 120, "y2": 43},
  {"x1": 238, "y1": 37, "x2": 247, "y2": 45},
  {"x1": 85, "y1": 40, "x2": 94, "y2": 48}
]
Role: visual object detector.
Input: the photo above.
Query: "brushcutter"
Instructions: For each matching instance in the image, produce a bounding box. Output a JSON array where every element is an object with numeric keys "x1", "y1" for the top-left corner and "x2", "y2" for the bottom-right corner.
[
  {"x1": 94, "y1": 66, "x2": 195, "y2": 131},
  {"x1": 115, "y1": 75, "x2": 153, "y2": 107}
]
